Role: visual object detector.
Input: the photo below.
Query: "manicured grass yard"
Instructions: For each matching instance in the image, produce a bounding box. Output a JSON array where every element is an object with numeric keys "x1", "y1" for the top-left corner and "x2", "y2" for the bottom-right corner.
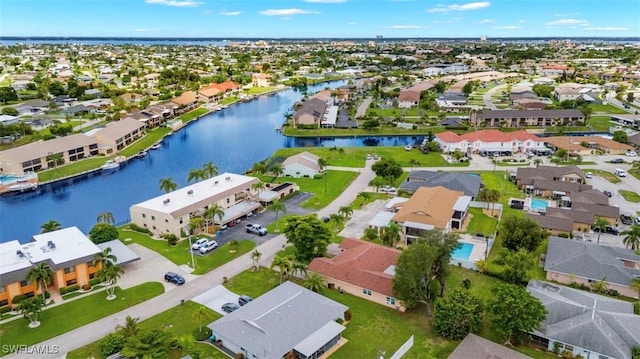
[
  {"x1": 0, "y1": 283, "x2": 163, "y2": 356},
  {"x1": 629, "y1": 168, "x2": 640, "y2": 180},
  {"x1": 270, "y1": 147, "x2": 468, "y2": 168},
  {"x1": 37, "y1": 157, "x2": 113, "y2": 182},
  {"x1": 589, "y1": 104, "x2": 628, "y2": 114},
  {"x1": 619, "y1": 189, "x2": 640, "y2": 203},
  {"x1": 219, "y1": 97, "x2": 239, "y2": 106},
  {"x1": 589, "y1": 116, "x2": 615, "y2": 132},
  {"x1": 178, "y1": 107, "x2": 209, "y2": 123},
  {"x1": 119, "y1": 127, "x2": 172, "y2": 157},
  {"x1": 582, "y1": 169, "x2": 622, "y2": 184},
  {"x1": 283, "y1": 126, "x2": 449, "y2": 137},
  {"x1": 466, "y1": 207, "x2": 498, "y2": 237},
  {"x1": 68, "y1": 300, "x2": 226, "y2": 359},
  {"x1": 244, "y1": 86, "x2": 279, "y2": 95},
  {"x1": 118, "y1": 229, "x2": 255, "y2": 275}
]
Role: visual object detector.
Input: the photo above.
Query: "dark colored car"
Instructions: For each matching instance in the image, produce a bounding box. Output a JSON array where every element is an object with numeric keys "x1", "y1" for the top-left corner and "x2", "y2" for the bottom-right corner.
[
  {"x1": 222, "y1": 302, "x2": 240, "y2": 313},
  {"x1": 594, "y1": 225, "x2": 620, "y2": 235},
  {"x1": 620, "y1": 214, "x2": 633, "y2": 225},
  {"x1": 321, "y1": 216, "x2": 330, "y2": 223},
  {"x1": 164, "y1": 272, "x2": 185, "y2": 285},
  {"x1": 610, "y1": 158, "x2": 624, "y2": 164},
  {"x1": 238, "y1": 295, "x2": 254, "y2": 306},
  {"x1": 603, "y1": 190, "x2": 612, "y2": 197}
]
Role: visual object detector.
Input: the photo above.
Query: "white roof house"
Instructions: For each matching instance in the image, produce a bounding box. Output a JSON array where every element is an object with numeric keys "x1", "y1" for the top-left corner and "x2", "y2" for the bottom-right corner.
[{"x1": 281, "y1": 152, "x2": 322, "y2": 178}]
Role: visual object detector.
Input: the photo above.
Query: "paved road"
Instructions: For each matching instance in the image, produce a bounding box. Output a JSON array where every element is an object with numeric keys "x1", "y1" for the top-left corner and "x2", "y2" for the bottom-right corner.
[{"x1": 482, "y1": 84, "x2": 507, "y2": 110}]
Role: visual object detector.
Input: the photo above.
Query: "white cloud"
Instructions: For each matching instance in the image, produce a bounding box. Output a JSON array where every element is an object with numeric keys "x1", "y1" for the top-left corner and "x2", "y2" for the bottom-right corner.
[
  {"x1": 584, "y1": 26, "x2": 629, "y2": 31},
  {"x1": 221, "y1": 11, "x2": 241, "y2": 16},
  {"x1": 427, "y1": 1, "x2": 490, "y2": 13},
  {"x1": 518, "y1": 19, "x2": 526, "y2": 23},
  {"x1": 145, "y1": 0, "x2": 203, "y2": 7},
  {"x1": 476, "y1": 19, "x2": 494, "y2": 24},
  {"x1": 133, "y1": 28, "x2": 158, "y2": 32},
  {"x1": 348, "y1": 22, "x2": 358, "y2": 25},
  {"x1": 545, "y1": 19, "x2": 589, "y2": 26},
  {"x1": 259, "y1": 8, "x2": 320, "y2": 16},
  {"x1": 388, "y1": 25, "x2": 424, "y2": 29},
  {"x1": 492, "y1": 25, "x2": 522, "y2": 29},
  {"x1": 304, "y1": 0, "x2": 345, "y2": 2}
]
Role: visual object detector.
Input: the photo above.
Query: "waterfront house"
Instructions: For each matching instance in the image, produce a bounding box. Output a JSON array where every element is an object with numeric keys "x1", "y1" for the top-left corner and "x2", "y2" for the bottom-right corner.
[
  {"x1": 392, "y1": 186, "x2": 471, "y2": 244},
  {"x1": 204, "y1": 81, "x2": 241, "y2": 98},
  {"x1": 435, "y1": 129, "x2": 545, "y2": 154},
  {"x1": 125, "y1": 110, "x2": 162, "y2": 129},
  {"x1": 526, "y1": 280, "x2": 640, "y2": 359},
  {"x1": 91, "y1": 118, "x2": 146, "y2": 155},
  {"x1": 281, "y1": 151, "x2": 322, "y2": 178},
  {"x1": 469, "y1": 109, "x2": 585, "y2": 128},
  {"x1": 197, "y1": 87, "x2": 221, "y2": 103},
  {"x1": 308, "y1": 238, "x2": 404, "y2": 311},
  {"x1": 397, "y1": 89, "x2": 421, "y2": 108},
  {"x1": 0, "y1": 133, "x2": 98, "y2": 175},
  {"x1": 0, "y1": 227, "x2": 102, "y2": 308},
  {"x1": 251, "y1": 73, "x2": 272, "y2": 87},
  {"x1": 129, "y1": 173, "x2": 260, "y2": 237},
  {"x1": 119, "y1": 93, "x2": 144, "y2": 104},
  {"x1": 171, "y1": 91, "x2": 198, "y2": 113},
  {"x1": 293, "y1": 97, "x2": 327, "y2": 128},
  {"x1": 208, "y1": 281, "x2": 348, "y2": 359}
]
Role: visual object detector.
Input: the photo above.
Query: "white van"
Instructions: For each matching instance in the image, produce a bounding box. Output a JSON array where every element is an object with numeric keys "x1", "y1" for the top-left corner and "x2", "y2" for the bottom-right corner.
[{"x1": 614, "y1": 168, "x2": 626, "y2": 177}]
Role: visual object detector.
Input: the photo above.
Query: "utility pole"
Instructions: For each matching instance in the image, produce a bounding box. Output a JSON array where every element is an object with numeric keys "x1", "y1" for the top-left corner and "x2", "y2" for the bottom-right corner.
[{"x1": 186, "y1": 229, "x2": 195, "y2": 270}]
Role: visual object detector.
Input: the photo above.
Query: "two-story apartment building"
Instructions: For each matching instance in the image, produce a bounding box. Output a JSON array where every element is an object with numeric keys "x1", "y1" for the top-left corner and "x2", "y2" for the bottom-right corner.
[
  {"x1": 435, "y1": 129, "x2": 546, "y2": 155},
  {"x1": 91, "y1": 118, "x2": 146, "y2": 155},
  {"x1": 470, "y1": 109, "x2": 585, "y2": 128},
  {"x1": 130, "y1": 173, "x2": 260, "y2": 237},
  {"x1": 171, "y1": 91, "x2": 199, "y2": 114}
]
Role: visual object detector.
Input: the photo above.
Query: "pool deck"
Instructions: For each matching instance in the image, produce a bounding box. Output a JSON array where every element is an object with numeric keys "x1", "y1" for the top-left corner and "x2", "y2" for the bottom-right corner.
[{"x1": 456, "y1": 234, "x2": 489, "y2": 263}]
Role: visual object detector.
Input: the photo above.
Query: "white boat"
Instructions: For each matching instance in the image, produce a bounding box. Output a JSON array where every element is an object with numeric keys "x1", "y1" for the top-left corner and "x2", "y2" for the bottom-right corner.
[
  {"x1": 150, "y1": 143, "x2": 162, "y2": 150},
  {"x1": 101, "y1": 160, "x2": 120, "y2": 171},
  {"x1": 135, "y1": 150, "x2": 148, "y2": 159},
  {"x1": 275, "y1": 126, "x2": 281, "y2": 132},
  {"x1": 404, "y1": 144, "x2": 413, "y2": 151},
  {"x1": 6, "y1": 182, "x2": 38, "y2": 193}
]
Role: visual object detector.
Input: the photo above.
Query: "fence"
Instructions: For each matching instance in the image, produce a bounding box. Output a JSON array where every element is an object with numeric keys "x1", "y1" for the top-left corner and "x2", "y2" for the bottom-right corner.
[{"x1": 389, "y1": 335, "x2": 414, "y2": 359}]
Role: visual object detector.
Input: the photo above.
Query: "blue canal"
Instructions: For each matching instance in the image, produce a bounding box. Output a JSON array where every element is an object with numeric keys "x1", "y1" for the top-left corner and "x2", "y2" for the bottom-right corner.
[{"x1": 0, "y1": 81, "x2": 426, "y2": 243}]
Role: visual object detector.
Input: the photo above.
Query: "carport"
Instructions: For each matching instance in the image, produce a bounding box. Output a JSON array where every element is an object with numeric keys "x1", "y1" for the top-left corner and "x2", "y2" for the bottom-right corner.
[{"x1": 192, "y1": 285, "x2": 240, "y2": 316}]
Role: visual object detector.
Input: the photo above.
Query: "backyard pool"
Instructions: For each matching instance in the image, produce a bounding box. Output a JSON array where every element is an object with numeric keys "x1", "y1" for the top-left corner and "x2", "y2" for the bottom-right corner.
[
  {"x1": 452, "y1": 242, "x2": 474, "y2": 261},
  {"x1": 531, "y1": 198, "x2": 549, "y2": 212},
  {"x1": 0, "y1": 175, "x2": 23, "y2": 185}
]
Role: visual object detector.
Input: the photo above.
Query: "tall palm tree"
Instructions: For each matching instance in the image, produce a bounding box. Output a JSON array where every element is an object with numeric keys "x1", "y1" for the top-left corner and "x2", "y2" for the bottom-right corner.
[
  {"x1": 621, "y1": 224, "x2": 640, "y2": 250},
  {"x1": 329, "y1": 213, "x2": 344, "y2": 233},
  {"x1": 381, "y1": 221, "x2": 402, "y2": 247},
  {"x1": 593, "y1": 217, "x2": 609, "y2": 245},
  {"x1": 40, "y1": 220, "x2": 61, "y2": 233},
  {"x1": 192, "y1": 306, "x2": 208, "y2": 333},
  {"x1": 533, "y1": 158, "x2": 542, "y2": 167},
  {"x1": 291, "y1": 262, "x2": 308, "y2": 278},
  {"x1": 116, "y1": 315, "x2": 140, "y2": 337},
  {"x1": 270, "y1": 200, "x2": 287, "y2": 232},
  {"x1": 202, "y1": 161, "x2": 219, "y2": 179},
  {"x1": 98, "y1": 264, "x2": 124, "y2": 300},
  {"x1": 159, "y1": 177, "x2": 177, "y2": 193},
  {"x1": 96, "y1": 211, "x2": 115, "y2": 225},
  {"x1": 203, "y1": 204, "x2": 225, "y2": 232},
  {"x1": 251, "y1": 181, "x2": 266, "y2": 198},
  {"x1": 357, "y1": 191, "x2": 371, "y2": 208},
  {"x1": 250, "y1": 161, "x2": 267, "y2": 175},
  {"x1": 189, "y1": 217, "x2": 205, "y2": 235},
  {"x1": 369, "y1": 177, "x2": 385, "y2": 192},
  {"x1": 318, "y1": 157, "x2": 328, "y2": 194},
  {"x1": 338, "y1": 206, "x2": 353, "y2": 219},
  {"x1": 270, "y1": 163, "x2": 284, "y2": 182},
  {"x1": 94, "y1": 247, "x2": 117, "y2": 268},
  {"x1": 187, "y1": 168, "x2": 206, "y2": 183},
  {"x1": 270, "y1": 255, "x2": 292, "y2": 283},
  {"x1": 303, "y1": 272, "x2": 326, "y2": 293},
  {"x1": 26, "y1": 263, "x2": 54, "y2": 301},
  {"x1": 630, "y1": 278, "x2": 640, "y2": 299},
  {"x1": 251, "y1": 249, "x2": 262, "y2": 268},
  {"x1": 590, "y1": 278, "x2": 608, "y2": 294}
]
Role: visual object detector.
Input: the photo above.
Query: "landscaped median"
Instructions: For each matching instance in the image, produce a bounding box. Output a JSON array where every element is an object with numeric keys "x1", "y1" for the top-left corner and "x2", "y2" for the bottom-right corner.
[
  {"x1": 0, "y1": 282, "x2": 164, "y2": 357},
  {"x1": 118, "y1": 228, "x2": 256, "y2": 275},
  {"x1": 619, "y1": 189, "x2": 640, "y2": 203}
]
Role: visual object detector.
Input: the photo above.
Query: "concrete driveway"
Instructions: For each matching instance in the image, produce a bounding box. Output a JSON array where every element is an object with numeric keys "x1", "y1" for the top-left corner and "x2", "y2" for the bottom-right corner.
[
  {"x1": 118, "y1": 243, "x2": 198, "y2": 291},
  {"x1": 339, "y1": 199, "x2": 388, "y2": 238},
  {"x1": 192, "y1": 285, "x2": 240, "y2": 316}
]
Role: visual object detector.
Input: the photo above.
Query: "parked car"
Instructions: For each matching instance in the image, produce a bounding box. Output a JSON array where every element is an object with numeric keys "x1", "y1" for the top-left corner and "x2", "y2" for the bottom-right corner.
[
  {"x1": 246, "y1": 223, "x2": 268, "y2": 236},
  {"x1": 191, "y1": 238, "x2": 208, "y2": 251},
  {"x1": 603, "y1": 190, "x2": 613, "y2": 197},
  {"x1": 620, "y1": 214, "x2": 633, "y2": 225},
  {"x1": 636, "y1": 216, "x2": 640, "y2": 225},
  {"x1": 321, "y1": 216, "x2": 330, "y2": 223},
  {"x1": 380, "y1": 186, "x2": 397, "y2": 193},
  {"x1": 585, "y1": 171, "x2": 593, "y2": 179},
  {"x1": 594, "y1": 225, "x2": 620, "y2": 235},
  {"x1": 164, "y1": 272, "x2": 185, "y2": 285},
  {"x1": 238, "y1": 295, "x2": 253, "y2": 306},
  {"x1": 610, "y1": 158, "x2": 624, "y2": 164},
  {"x1": 626, "y1": 151, "x2": 637, "y2": 157},
  {"x1": 222, "y1": 302, "x2": 240, "y2": 313},
  {"x1": 219, "y1": 223, "x2": 228, "y2": 230},
  {"x1": 199, "y1": 240, "x2": 218, "y2": 254}
]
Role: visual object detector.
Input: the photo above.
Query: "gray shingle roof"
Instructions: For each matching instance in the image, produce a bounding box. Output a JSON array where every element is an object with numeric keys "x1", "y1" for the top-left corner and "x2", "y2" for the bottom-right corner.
[
  {"x1": 526, "y1": 213, "x2": 575, "y2": 232},
  {"x1": 479, "y1": 109, "x2": 585, "y2": 120},
  {"x1": 527, "y1": 280, "x2": 640, "y2": 359},
  {"x1": 401, "y1": 171, "x2": 480, "y2": 197},
  {"x1": 544, "y1": 237, "x2": 640, "y2": 287},
  {"x1": 208, "y1": 281, "x2": 347, "y2": 359},
  {"x1": 447, "y1": 333, "x2": 532, "y2": 359}
]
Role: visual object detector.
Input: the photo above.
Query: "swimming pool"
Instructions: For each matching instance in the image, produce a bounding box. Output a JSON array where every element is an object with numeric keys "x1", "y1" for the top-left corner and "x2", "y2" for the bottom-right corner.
[
  {"x1": 531, "y1": 198, "x2": 549, "y2": 211},
  {"x1": 0, "y1": 175, "x2": 22, "y2": 185},
  {"x1": 452, "y1": 242, "x2": 474, "y2": 261}
]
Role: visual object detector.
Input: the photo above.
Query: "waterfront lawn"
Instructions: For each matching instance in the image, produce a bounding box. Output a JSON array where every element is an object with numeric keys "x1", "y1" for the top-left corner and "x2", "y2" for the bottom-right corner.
[
  {"x1": 179, "y1": 107, "x2": 209, "y2": 123},
  {"x1": 283, "y1": 126, "x2": 448, "y2": 137},
  {"x1": 583, "y1": 169, "x2": 621, "y2": 183},
  {"x1": 118, "y1": 229, "x2": 255, "y2": 275},
  {"x1": 0, "y1": 283, "x2": 163, "y2": 356},
  {"x1": 589, "y1": 104, "x2": 628, "y2": 114},
  {"x1": 67, "y1": 300, "x2": 226, "y2": 359},
  {"x1": 244, "y1": 86, "x2": 279, "y2": 95},
  {"x1": 619, "y1": 190, "x2": 640, "y2": 203},
  {"x1": 589, "y1": 116, "x2": 614, "y2": 131},
  {"x1": 37, "y1": 157, "x2": 111, "y2": 182},
  {"x1": 219, "y1": 96, "x2": 239, "y2": 106},
  {"x1": 466, "y1": 207, "x2": 498, "y2": 237},
  {"x1": 119, "y1": 127, "x2": 172, "y2": 157}
]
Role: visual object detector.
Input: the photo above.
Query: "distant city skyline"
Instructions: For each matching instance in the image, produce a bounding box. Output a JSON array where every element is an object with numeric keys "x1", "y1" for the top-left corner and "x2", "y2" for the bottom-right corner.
[{"x1": 1, "y1": 0, "x2": 639, "y2": 38}]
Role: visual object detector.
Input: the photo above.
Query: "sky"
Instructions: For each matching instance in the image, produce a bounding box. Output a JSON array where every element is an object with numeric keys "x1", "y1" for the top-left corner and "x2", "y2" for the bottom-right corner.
[{"x1": 1, "y1": 0, "x2": 639, "y2": 38}]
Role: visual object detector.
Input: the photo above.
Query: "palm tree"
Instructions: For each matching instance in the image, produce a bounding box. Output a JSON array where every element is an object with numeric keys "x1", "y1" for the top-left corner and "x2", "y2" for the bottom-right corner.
[
  {"x1": 251, "y1": 181, "x2": 266, "y2": 198},
  {"x1": 187, "y1": 168, "x2": 206, "y2": 183},
  {"x1": 329, "y1": 213, "x2": 344, "y2": 233},
  {"x1": 291, "y1": 262, "x2": 308, "y2": 278},
  {"x1": 40, "y1": 220, "x2": 61, "y2": 233},
  {"x1": 303, "y1": 272, "x2": 326, "y2": 293},
  {"x1": 202, "y1": 161, "x2": 219, "y2": 178},
  {"x1": 251, "y1": 249, "x2": 262, "y2": 268},
  {"x1": 18, "y1": 297, "x2": 45, "y2": 328},
  {"x1": 533, "y1": 158, "x2": 542, "y2": 167},
  {"x1": 270, "y1": 200, "x2": 287, "y2": 232},
  {"x1": 270, "y1": 163, "x2": 284, "y2": 182},
  {"x1": 409, "y1": 159, "x2": 420, "y2": 170},
  {"x1": 250, "y1": 161, "x2": 267, "y2": 175},
  {"x1": 189, "y1": 217, "x2": 205, "y2": 235},
  {"x1": 96, "y1": 211, "x2": 115, "y2": 225},
  {"x1": 590, "y1": 278, "x2": 608, "y2": 294},
  {"x1": 630, "y1": 278, "x2": 640, "y2": 299},
  {"x1": 593, "y1": 217, "x2": 609, "y2": 245},
  {"x1": 621, "y1": 225, "x2": 640, "y2": 250},
  {"x1": 338, "y1": 205, "x2": 353, "y2": 219},
  {"x1": 270, "y1": 255, "x2": 292, "y2": 283},
  {"x1": 159, "y1": 177, "x2": 177, "y2": 193},
  {"x1": 192, "y1": 306, "x2": 208, "y2": 333},
  {"x1": 357, "y1": 191, "x2": 371, "y2": 208},
  {"x1": 369, "y1": 177, "x2": 385, "y2": 192},
  {"x1": 381, "y1": 221, "x2": 402, "y2": 247},
  {"x1": 318, "y1": 157, "x2": 328, "y2": 194},
  {"x1": 94, "y1": 247, "x2": 117, "y2": 268},
  {"x1": 116, "y1": 315, "x2": 140, "y2": 337},
  {"x1": 98, "y1": 264, "x2": 124, "y2": 300},
  {"x1": 203, "y1": 204, "x2": 225, "y2": 232},
  {"x1": 26, "y1": 263, "x2": 54, "y2": 301}
]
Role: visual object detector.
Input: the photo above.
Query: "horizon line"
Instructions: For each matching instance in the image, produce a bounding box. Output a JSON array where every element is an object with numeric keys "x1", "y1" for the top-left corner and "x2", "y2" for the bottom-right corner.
[{"x1": 1, "y1": 36, "x2": 639, "y2": 40}]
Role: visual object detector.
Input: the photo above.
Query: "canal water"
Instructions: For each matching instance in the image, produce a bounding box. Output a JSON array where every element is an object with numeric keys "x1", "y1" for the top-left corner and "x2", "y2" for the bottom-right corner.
[{"x1": 0, "y1": 81, "x2": 425, "y2": 242}]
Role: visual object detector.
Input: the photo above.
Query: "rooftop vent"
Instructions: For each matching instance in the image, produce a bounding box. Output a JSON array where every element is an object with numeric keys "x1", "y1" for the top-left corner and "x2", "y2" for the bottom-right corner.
[
  {"x1": 47, "y1": 240, "x2": 56, "y2": 249},
  {"x1": 163, "y1": 198, "x2": 171, "y2": 205},
  {"x1": 16, "y1": 250, "x2": 24, "y2": 258},
  {"x1": 225, "y1": 176, "x2": 231, "y2": 181},
  {"x1": 187, "y1": 190, "x2": 193, "y2": 195},
  {"x1": 214, "y1": 181, "x2": 219, "y2": 185}
]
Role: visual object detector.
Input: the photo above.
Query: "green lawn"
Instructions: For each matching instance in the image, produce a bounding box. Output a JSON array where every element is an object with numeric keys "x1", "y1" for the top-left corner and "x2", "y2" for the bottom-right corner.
[
  {"x1": 466, "y1": 208, "x2": 498, "y2": 237},
  {"x1": 629, "y1": 168, "x2": 640, "y2": 180},
  {"x1": 37, "y1": 157, "x2": 112, "y2": 182},
  {"x1": 269, "y1": 147, "x2": 468, "y2": 168},
  {"x1": 582, "y1": 169, "x2": 622, "y2": 184},
  {"x1": 223, "y1": 267, "x2": 554, "y2": 359},
  {"x1": 118, "y1": 229, "x2": 255, "y2": 275},
  {"x1": 0, "y1": 283, "x2": 164, "y2": 355},
  {"x1": 619, "y1": 190, "x2": 640, "y2": 203},
  {"x1": 589, "y1": 116, "x2": 614, "y2": 131},
  {"x1": 119, "y1": 127, "x2": 172, "y2": 157},
  {"x1": 244, "y1": 86, "x2": 279, "y2": 95},
  {"x1": 259, "y1": 170, "x2": 359, "y2": 210},
  {"x1": 283, "y1": 126, "x2": 449, "y2": 137},
  {"x1": 589, "y1": 104, "x2": 628, "y2": 114},
  {"x1": 179, "y1": 107, "x2": 209, "y2": 123},
  {"x1": 68, "y1": 300, "x2": 226, "y2": 359},
  {"x1": 219, "y1": 97, "x2": 239, "y2": 106}
]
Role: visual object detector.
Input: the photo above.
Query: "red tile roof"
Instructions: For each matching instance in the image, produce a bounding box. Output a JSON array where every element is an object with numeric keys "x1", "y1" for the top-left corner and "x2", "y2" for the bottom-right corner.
[
  {"x1": 308, "y1": 238, "x2": 401, "y2": 297},
  {"x1": 436, "y1": 129, "x2": 542, "y2": 143},
  {"x1": 206, "y1": 80, "x2": 240, "y2": 92}
]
